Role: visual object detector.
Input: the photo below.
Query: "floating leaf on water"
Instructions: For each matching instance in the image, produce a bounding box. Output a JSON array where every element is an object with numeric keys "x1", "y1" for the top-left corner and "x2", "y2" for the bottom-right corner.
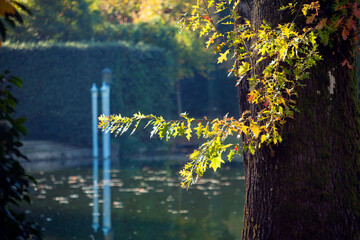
[
  {"x1": 234, "y1": 176, "x2": 245, "y2": 180},
  {"x1": 179, "y1": 210, "x2": 188, "y2": 214},
  {"x1": 166, "y1": 182, "x2": 177, "y2": 187},
  {"x1": 208, "y1": 185, "x2": 220, "y2": 190},
  {"x1": 133, "y1": 176, "x2": 143, "y2": 180},
  {"x1": 54, "y1": 196, "x2": 69, "y2": 204},
  {"x1": 110, "y1": 182, "x2": 123, "y2": 187},
  {"x1": 196, "y1": 185, "x2": 206, "y2": 191},
  {"x1": 166, "y1": 195, "x2": 175, "y2": 202},
  {"x1": 168, "y1": 209, "x2": 176, "y2": 214},
  {"x1": 113, "y1": 201, "x2": 123, "y2": 208},
  {"x1": 69, "y1": 194, "x2": 79, "y2": 199},
  {"x1": 146, "y1": 176, "x2": 166, "y2": 181},
  {"x1": 220, "y1": 182, "x2": 231, "y2": 186},
  {"x1": 84, "y1": 189, "x2": 94, "y2": 194}
]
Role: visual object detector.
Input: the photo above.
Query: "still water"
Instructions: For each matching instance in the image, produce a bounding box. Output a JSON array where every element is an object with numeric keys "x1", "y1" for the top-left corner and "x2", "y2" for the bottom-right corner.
[{"x1": 26, "y1": 161, "x2": 245, "y2": 240}]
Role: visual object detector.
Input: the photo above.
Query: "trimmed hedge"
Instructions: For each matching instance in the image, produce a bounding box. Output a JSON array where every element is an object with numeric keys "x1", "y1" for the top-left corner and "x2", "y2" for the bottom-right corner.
[{"x1": 0, "y1": 42, "x2": 175, "y2": 147}]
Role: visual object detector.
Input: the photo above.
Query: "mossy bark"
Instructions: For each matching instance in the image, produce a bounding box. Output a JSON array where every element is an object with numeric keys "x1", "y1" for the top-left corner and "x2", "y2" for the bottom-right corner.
[{"x1": 239, "y1": 1, "x2": 360, "y2": 239}]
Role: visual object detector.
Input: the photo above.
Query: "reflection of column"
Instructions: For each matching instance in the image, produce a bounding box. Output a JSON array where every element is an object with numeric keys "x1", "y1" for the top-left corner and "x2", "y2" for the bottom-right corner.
[
  {"x1": 91, "y1": 84, "x2": 100, "y2": 232},
  {"x1": 101, "y1": 82, "x2": 111, "y2": 236},
  {"x1": 102, "y1": 157, "x2": 111, "y2": 235}
]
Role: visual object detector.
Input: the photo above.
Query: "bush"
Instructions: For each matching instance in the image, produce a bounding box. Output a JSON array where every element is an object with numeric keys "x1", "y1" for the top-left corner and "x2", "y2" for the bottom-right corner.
[
  {"x1": 0, "y1": 71, "x2": 42, "y2": 239},
  {"x1": 0, "y1": 42, "x2": 175, "y2": 147}
]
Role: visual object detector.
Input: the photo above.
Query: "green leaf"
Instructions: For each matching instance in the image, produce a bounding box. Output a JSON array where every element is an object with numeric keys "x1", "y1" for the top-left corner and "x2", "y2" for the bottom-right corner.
[
  {"x1": 227, "y1": 148, "x2": 235, "y2": 162},
  {"x1": 209, "y1": 155, "x2": 225, "y2": 172},
  {"x1": 158, "y1": 123, "x2": 169, "y2": 139},
  {"x1": 238, "y1": 61, "x2": 250, "y2": 76},
  {"x1": 249, "y1": 144, "x2": 255, "y2": 155}
]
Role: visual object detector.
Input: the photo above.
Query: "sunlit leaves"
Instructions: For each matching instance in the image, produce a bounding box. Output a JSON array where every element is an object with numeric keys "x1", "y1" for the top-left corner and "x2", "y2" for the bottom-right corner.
[
  {"x1": 237, "y1": 62, "x2": 250, "y2": 79},
  {"x1": 302, "y1": 1, "x2": 320, "y2": 17},
  {"x1": 217, "y1": 49, "x2": 229, "y2": 63},
  {"x1": 100, "y1": 112, "x2": 240, "y2": 188},
  {"x1": 209, "y1": 156, "x2": 224, "y2": 172},
  {"x1": 99, "y1": 1, "x2": 345, "y2": 189},
  {"x1": 250, "y1": 122, "x2": 261, "y2": 139},
  {"x1": 227, "y1": 148, "x2": 235, "y2": 162},
  {"x1": 194, "y1": 122, "x2": 203, "y2": 137}
]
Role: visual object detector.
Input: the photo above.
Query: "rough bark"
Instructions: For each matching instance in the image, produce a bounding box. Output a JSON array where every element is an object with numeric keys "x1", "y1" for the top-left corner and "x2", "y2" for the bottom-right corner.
[{"x1": 239, "y1": 1, "x2": 360, "y2": 239}]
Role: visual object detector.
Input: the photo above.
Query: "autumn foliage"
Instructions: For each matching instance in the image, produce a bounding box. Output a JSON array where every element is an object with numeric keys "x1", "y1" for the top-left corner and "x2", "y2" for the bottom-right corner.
[{"x1": 99, "y1": 0, "x2": 360, "y2": 188}]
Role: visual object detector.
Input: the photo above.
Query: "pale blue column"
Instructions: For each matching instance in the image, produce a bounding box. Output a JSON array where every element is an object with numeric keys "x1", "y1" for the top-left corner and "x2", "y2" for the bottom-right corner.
[
  {"x1": 101, "y1": 82, "x2": 111, "y2": 236},
  {"x1": 91, "y1": 83, "x2": 100, "y2": 232}
]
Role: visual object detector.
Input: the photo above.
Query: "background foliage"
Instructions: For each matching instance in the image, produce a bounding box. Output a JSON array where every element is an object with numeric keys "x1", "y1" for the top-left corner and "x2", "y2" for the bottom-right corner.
[
  {"x1": 0, "y1": 71, "x2": 42, "y2": 239},
  {"x1": 0, "y1": 41, "x2": 237, "y2": 150},
  {"x1": 1, "y1": 0, "x2": 239, "y2": 153},
  {"x1": 0, "y1": 42, "x2": 173, "y2": 147}
]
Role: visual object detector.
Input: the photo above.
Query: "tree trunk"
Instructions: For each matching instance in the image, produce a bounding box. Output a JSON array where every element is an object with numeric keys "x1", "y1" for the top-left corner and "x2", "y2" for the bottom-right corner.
[{"x1": 239, "y1": 1, "x2": 360, "y2": 239}]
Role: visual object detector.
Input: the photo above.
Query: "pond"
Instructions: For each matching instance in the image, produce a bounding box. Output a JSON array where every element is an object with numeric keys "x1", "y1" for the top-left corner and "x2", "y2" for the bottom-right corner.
[{"x1": 25, "y1": 161, "x2": 245, "y2": 240}]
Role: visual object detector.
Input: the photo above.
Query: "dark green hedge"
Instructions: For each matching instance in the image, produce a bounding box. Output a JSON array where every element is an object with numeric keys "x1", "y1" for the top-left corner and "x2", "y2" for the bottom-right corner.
[{"x1": 0, "y1": 42, "x2": 175, "y2": 147}]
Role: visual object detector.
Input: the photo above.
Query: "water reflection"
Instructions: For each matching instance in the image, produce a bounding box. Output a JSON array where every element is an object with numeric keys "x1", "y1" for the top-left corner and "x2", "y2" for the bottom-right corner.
[
  {"x1": 102, "y1": 157, "x2": 112, "y2": 237},
  {"x1": 92, "y1": 157, "x2": 100, "y2": 233},
  {"x1": 27, "y1": 162, "x2": 245, "y2": 240}
]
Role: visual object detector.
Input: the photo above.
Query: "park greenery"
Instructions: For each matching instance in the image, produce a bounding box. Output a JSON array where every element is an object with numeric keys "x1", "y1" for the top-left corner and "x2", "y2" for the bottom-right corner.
[
  {"x1": 99, "y1": 0, "x2": 360, "y2": 186},
  {"x1": 0, "y1": 72, "x2": 42, "y2": 239},
  {"x1": 0, "y1": 41, "x2": 176, "y2": 148},
  {"x1": 1, "y1": 0, "x2": 360, "y2": 238},
  {"x1": 1, "y1": 0, "x2": 240, "y2": 149}
]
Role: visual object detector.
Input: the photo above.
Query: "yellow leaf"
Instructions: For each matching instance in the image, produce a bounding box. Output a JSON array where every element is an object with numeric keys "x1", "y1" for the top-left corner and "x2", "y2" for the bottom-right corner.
[
  {"x1": 308, "y1": 31, "x2": 316, "y2": 45},
  {"x1": 302, "y1": 4, "x2": 309, "y2": 16},
  {"x1": 217, "y1": 49, "x2": 230, "y2": 63},
  {"x1": 260, "y1": 134, "x2": 267, "y2": 144},
  {"x1": 189, "y1": 150, "x2": 200, "y2": 160},
  {"x1": 238, "y1": 62, "x2": 250, "y2": 76},
  {"x1": 241, "y1": 125, "x2": 248, "y2": 136},
  {"x1": 283, "y1": 27, "x2": 290, "y2": 38},
  {"x1": 227, "y1": 149, "x2": 235, "y2": 162},
  {"x1": 203, "y1": 123, "x2": 210, "y2": 136},
  {"x1": 194, "y1": 122, "x2": 203, "y2": 137},
  {"x1": 209, "y1": 156, "x2": 225, "y2": 172},
  {"x1": 251, "y1": 123, "x2": 261, "y2": 138},
  {"x1": 206, "y1": 37, "x2": 214, "y2": 48}
]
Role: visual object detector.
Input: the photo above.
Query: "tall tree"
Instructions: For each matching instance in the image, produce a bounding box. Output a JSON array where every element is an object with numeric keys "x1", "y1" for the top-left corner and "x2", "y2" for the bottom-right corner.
[{"x1": 239, "y1": 1, "x2": 360, "y2": 239}]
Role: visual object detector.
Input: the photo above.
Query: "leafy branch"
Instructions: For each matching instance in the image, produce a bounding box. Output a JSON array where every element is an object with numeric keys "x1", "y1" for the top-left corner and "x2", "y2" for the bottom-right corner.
[{"x1": 100, "y1": 0, "x2": 360, "y2": 188}]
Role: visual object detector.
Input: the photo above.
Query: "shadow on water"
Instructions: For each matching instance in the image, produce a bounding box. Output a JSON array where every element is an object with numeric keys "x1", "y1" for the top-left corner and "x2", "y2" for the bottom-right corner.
[{"x1": 24, "y1": 160, "x2": 245, "y2": 240}]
